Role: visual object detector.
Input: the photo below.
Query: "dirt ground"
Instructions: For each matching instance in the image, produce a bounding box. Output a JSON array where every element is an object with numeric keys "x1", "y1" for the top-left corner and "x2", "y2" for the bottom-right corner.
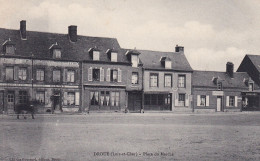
[{"x1": 1, "y1": 112, "x2": 260, "y2": 161}]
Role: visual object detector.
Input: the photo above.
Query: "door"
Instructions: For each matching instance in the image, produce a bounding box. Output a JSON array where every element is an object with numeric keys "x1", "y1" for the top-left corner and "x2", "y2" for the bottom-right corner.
[
  {"x1": 52, "y1": 92, "x2": 61, "y2": 112},
  {"x1": 128, "y1": 92, "x2": 142, "y2": 112},
  {"x1": 217, "y1": 97, "x2": 222, "y2": 112},
  {"x1": 7, "y1": 91, "x2": 15, "y2": 114},
  {"x1": 0, "y1": 91, "x2": 4, "y2": 113}
]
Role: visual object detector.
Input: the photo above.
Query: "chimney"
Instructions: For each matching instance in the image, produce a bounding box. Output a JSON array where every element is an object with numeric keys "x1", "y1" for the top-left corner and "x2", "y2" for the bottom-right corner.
[
  {"x1": 226, "y1": 62, "x2": 234, "y2": 78},
  {"x1": 20, "y1": 20, "x2": 26, "y2": 39},
  {"x1": 175, "y1": 45, "x2": 184, "y2": 52},
  {"x1": 68, "y1": 25, "x2": 77, "y2": 42}
]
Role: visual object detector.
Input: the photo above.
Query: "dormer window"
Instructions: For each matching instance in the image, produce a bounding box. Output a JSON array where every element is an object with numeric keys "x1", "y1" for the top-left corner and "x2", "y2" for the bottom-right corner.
[
  {"x1": 131, "y1": 55, "x2": 139, "y2": 67},
  {"x1": 111, "y1": 52, "x2": 117, "y2": 62},
  {"x1": 53, "y1": 49, "x2": 61, "y2": 59},
  {"x1": 3, "y1": 39, "x2": 15, "y2": 55},
  {"x1": 165, "y1": 60, "x2": 172, "y2": 69},
  {"x1": 93, "y1": 51, "x2": 100, "y2": 61},
  {"x1": 249, "y1": 83, "x2": 254, "y2": 91},
  {"x1": 49, "y1": 42, "x2": 61, "y2": 59}
]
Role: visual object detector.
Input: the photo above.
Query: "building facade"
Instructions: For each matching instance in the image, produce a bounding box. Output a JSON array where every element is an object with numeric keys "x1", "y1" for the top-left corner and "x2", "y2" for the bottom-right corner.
[
  {"x1": 192, "y1": 62, "x2": 258, "y2": 112},
  {"x1": 138, "y1": 46, "x2": 193, "y2": 112}
]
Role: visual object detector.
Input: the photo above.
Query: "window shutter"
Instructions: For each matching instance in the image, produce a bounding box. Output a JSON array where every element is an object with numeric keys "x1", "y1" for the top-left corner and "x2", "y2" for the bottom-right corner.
[
  {"x1": 63, "y1": 69, "x2": 68, "y2": 82},
  {"x1": 100, "y1": 68, "x2": 104, "y2": 81},
  {"x1": 75, "y1": 92, "x2": 80, "y2": 105},
  {"x1": 106, "y1": 68, "x2": 110, "y2": 82},
  {"x1": 197, "y1": 95, "x2": 200, "y2": 106},
  {"x1": 174, "y1": 93, "x2": 178, "y2": 106},
  {"x1": 14, "y1": 66, "x2": 19, "y2": 80},
  {"x1": 226, "y1": 96, "x2": 229, "y2": 107},
  {"x1": 235, "y1": 96, "x2": 238, "y2": 107},
  {"x1": 88, "y1": 67, "x2": 92, "y2": 81},
  {"x1": 63, "y1": 92, "x2": 67, "y2": 105},
  {"x1": 185, "y1": 94, "x2": 189, "y2": 107},
  {"x1": 45, "y1": 90, "x2": 48, "y2": 105},
  {"x1": 206, "y1": 95, "x2": 210, "y2": 106},
  {"x1": 118, "y1": 68, "x2": 122, "y2": 82}
]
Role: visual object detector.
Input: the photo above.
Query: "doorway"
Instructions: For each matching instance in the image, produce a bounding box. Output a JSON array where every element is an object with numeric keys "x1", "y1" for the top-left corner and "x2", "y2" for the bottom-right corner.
[
  {"x1": 7, "y1": 91, "x2": 15, "y2": 114},
  {"x1": 0, "y1": 91, "x2": 4, "y2": 114},
  {"x1": 128, "y1": 92, "x2": 142, "y2": 112},
  {"x1": 217, "y1": 96, "x2": 222, "y2": 112},
  {"x1": 52, "y1": 92, "x2": 61, "y2": 113}
]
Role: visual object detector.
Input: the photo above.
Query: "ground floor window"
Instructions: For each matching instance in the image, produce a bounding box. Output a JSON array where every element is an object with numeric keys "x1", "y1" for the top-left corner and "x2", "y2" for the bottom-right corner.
[
  {"x1": 90, "y1": 91, "x2": 119, "y2": 106},
  {"x1": 197, "y1": 95, "x2": 210, "y2": 107},
  {"x1": 229, "y1": 96, "x2": 235, "y2": 107},
  {"x1": 67, "y1": 92, "x2": 75, "y2": 105},
  {"x1": 36, "y1": 91, "x2": 45, "y2": 104},
  {"x1": 7, "y1": 93, "x2": 14, "y2": 103},
  {"x1": 144, "y1": 94, "x2": 171, "y2": 105},
  {"x1": 19, "y1": 91, "x2": 28, "y2": 104},
  {"x1": 178, "y1": 94, "x2": 185, "y2": 106}
]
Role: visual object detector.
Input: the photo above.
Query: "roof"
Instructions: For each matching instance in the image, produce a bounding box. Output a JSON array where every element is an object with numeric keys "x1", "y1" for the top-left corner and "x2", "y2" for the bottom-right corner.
[
  {"x1": 192, "y1": 70, "x2": 255, "y2": 88},
  {"x1": 138, "y1": 50, "x2": 193, "y2": 71},
  {"x1": 244, "y1": 54, "x2": 260, "y2": 72},
  {"x1": 0, "y1": 28, "x2": 128, "y2": 63}
]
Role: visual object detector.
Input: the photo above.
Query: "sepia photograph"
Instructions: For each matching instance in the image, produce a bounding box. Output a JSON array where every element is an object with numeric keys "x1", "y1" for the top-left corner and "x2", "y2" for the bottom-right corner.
[{"x1": 0, "y1": 0, "x2": 260, "y2": 160}]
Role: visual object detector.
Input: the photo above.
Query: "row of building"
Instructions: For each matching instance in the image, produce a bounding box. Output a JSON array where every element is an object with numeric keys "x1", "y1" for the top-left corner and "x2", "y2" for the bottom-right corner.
[{"x1": 0, "y1": 20, "x2": 260, "y2": 114}]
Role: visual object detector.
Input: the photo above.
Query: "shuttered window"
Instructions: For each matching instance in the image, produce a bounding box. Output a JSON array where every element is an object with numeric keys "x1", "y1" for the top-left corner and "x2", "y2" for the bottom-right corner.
[{"x1": 6, "y1": 67, "x2": 14, "y2": 81}]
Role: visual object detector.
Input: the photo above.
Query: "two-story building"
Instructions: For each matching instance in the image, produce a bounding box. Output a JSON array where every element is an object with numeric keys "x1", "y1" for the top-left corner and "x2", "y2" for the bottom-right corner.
[
  {"x1": 138, "y1": 46, "x2": 193, "y2": 112},
  {"x1": 192, "y1": 62, "x2": 258, "y2": 112}
]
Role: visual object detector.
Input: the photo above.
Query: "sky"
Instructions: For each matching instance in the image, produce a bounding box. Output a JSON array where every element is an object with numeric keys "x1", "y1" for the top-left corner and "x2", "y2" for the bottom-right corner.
[{"x1": 0, "y1": 0, "x2": 260, "y2": 71}]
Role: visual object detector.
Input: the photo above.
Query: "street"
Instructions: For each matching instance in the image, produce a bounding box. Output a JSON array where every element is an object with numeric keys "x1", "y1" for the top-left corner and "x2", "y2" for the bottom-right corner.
[{"x1": 1, "y1": 112, "x2": 260, "y2": 161}]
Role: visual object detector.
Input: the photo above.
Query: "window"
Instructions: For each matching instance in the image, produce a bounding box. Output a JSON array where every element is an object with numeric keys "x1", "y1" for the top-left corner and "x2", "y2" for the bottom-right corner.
[
  {"x1": 36, "y1": 69, "x2": 44, "y2": 81},
  {"x1": 111, "y1": 52, "x2": 117, "y2": 62},
  {"x1": 7, "y1": 93, "x2": 14, "y2": 103},
  {"x1": 229, "y1": 96, "x2": 235, "y2": 107},
  {"x1": 6, "y1": 45, "x2": 15, "y2": 54},
  {"x1": 93, "y1": 51, "x2": 100, "y2": 60},
  {"x1": 67, "y1": 70, "x2": 75, "y2": 82},
  {"x1": 249, "y1": 83, "x2": 254, "y2": 91},
  {"x1": 53, "y1": 70, "x2": 61, "y2": 82},
  {"x1": 132, "y1": 72, "x2": 139, "y2": 84},
  {"x1": 6, "y1": 67, "x2": 14, "y2": 81},
  {"x1": 164, "y1": 74, "x2": 172, "y2": 87},
  {"x1": 217, "y1": 82, "x2": 222, "y2": 90},
  {"x1": 200, "y1": 95, "x2": 206, "y2": 106},
  {"x1": 178, "y1": 94, "x2": 185, "y2": 106},
  {"x1": 150, "y1": 73, "x2": 158, "y2": 87},
  {"x1": 36, "y1": 91, "x2": 45, "y2": 104},
  {"x1": 131, "y1": 55, "x2": 138, "y2": 67},
  {"x1": 110, "y1": 69, "x2": 118, "y2": 82},
  {"x1": 19, "y1": 91, "x2": 28, "y2": 104},
  {"x1": 90, "y1": 91, "x2": 99, "y2": 105},
  {"x1": 178, "y1": 75, "x2": 186, "y2": 88},
  {"x1": 93, "y1": 69, "x2": 100, "y2": 81},
  {"x1": 144, "y1": 94, "x2": 171, "y2": 105},
  {"x1": 67, "y1": 92, "x2": 75, "y2": 105},
  {"x1": 111, "y1": 92, "x2": 119, "y2": 106},
  {"x1": 165, "y1": 61, "x2": 172, "y2": 69},
  {"x1": 100, "y1": 91, "x2": 110, "y2": 106},
  {"x1": 18, "y1": 68, "x2": 27, "y2": 80},
  {"x1": 53, "y1": 49, "x2": 61, "y2": 59}
]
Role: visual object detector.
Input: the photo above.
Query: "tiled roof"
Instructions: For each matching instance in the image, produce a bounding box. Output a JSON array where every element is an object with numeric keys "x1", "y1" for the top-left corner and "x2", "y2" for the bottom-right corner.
[
  {"x1": 192, "y1": 70, "x2": 253, "y2": 88},
  {"x1": 138, "y1": 50, "x2": 193, "y2": 71},
  {"x1": 0, "y1": 28, "x2": 128, "y2": 63},
  {"x1": 245, "y1": 55, "x2": 260, "y2": 72}
]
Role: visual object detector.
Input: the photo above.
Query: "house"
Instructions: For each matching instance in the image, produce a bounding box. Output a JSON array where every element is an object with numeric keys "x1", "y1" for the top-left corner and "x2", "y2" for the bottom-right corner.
[
  {"x1": 192, "y1": 62, "x2": 259, "y2": 112},
  {"x1": 138, "y1": 45, "x2": 193, "y2": 112}
]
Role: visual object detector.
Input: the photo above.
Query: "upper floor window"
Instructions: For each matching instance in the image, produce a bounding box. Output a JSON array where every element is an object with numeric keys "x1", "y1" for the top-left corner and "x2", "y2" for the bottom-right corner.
[
  {"x1": 165, "y1": 61, "x2": 172, "y2": 69},
  {"x1": 249, "y1": 83, "x2": 254, "y2": 91},
  {"x1": 178, "y1": 75, "x2": 186, "y2": 88},
  {"x1": 131, "y1": 55, "x2": 139, "y2": 67},
  {"x1": 53, "y1": 49, "x2": 61, "y2": 59},
  {"x1": 132, "y1": 72, "x2": 139, "y2": 84},
  {"x1": 36, "y1": 69, "x2": 44, "y2": 81},
  {"x1": 217, "y1": 82, "x2": 222, "y2": 90},
  {"x1": 150, "y1": 73, "x2": 158, "y2": 87},
  {"x1": 93, "y1": 51, "x2": 100, "y2": 61},
  {"x1": 111, "y1": 52, "x2": 117, "y2": 62},
  {"x1": 18, "y1": 68, "x2": 27, "y2": 80},
  {"x1": 67, "y1": 70, "x2": 75, "y2": 82},
  {"x1": 6, "y1": 67, "x2": 14, "y2": 81},
  {"x1": 110, "y1": 69, "x2": 118, "y2": 82},
  {"x1": 164, "y1": 74, "x2": 172, "y2": 87},
  {"x1": 5, "y1": 45, "x2": 15, "y2": 55},
  {"x1": 53, "y1": 70, "x2": 61, "y2": 82},
  {"x1": 93, "y1": 68, "x2": 100, "y2": 81}
]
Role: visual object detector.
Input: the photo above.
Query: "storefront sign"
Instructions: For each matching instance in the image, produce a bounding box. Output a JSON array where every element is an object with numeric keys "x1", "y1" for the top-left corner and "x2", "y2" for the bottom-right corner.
[
  {"x1": 212, "y1": 91, "x2": 224, "y2": 96},
  {"x1": 0, "y1": 58, "x2": 31, "y2": 65}
]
